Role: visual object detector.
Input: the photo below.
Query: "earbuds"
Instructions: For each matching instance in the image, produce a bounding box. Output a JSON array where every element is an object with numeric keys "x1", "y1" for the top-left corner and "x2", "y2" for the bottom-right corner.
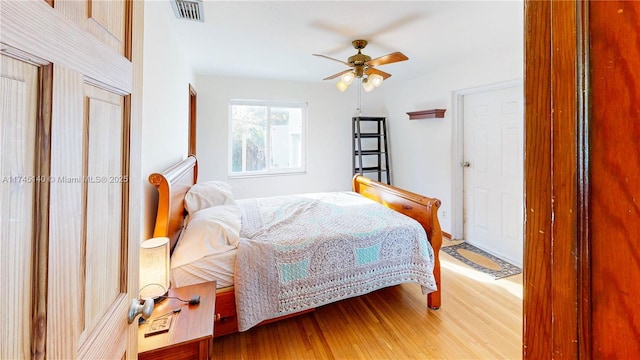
[{"x1": 128, "y1": 298, "x2": 154, "y2": 324}]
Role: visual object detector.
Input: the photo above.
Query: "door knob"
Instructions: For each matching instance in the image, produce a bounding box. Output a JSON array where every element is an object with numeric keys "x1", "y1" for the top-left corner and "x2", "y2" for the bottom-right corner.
[
  {"x1": 128, "y1": 298, "x2": 154, "y2": 324},
  {"x1": 462, "y1": 161, "x2": 471, "y2": 167}
]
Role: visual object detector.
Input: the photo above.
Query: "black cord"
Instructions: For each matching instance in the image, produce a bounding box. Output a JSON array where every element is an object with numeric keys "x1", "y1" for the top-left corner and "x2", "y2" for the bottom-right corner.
[
  {"x1": 154, "y1": 307, "x2": 182, "y2": 320},
  {"x1": 139, "y1": 307, "x2": 181, "y2": 324},
  {"x1": 138, "y1": 282, "x2": 167, "y2": 296},
  {"x1": 157, "y1": 295, "x2": 190, "y2": 303},
  {"x1": 138, "y1": 282, "x2": 200, "y2": 305},
  {"x1": 158, "y1": 294, "x2": 201, "y2": 305}
]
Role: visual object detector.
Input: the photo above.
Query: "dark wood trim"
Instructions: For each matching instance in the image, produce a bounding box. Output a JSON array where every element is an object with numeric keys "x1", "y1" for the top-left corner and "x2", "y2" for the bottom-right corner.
[
  {"x1": 524, "y1": 1, "x2": 554, "y2": 354},
  {"x1": 188, "y1": 83, "x2": 197, "y2": 156},
  {"x1": 524, "y1": 0, "x2": 586, "y2": 358},
  {"x1": 32, "y1": 63, "x2": 53, "y2": 360},
  {"x1": 550, "y1": 1, "x2": 580, "y2": 357},
  {"x1": 406, "y1": 109, "x2": 446, "y2": 120},
  {"x1": 576, "y1": 1, "x2": 590, "y2": 358},
  {"x1": 588, "y1": 1, "x2": 640, "y2": 357}
]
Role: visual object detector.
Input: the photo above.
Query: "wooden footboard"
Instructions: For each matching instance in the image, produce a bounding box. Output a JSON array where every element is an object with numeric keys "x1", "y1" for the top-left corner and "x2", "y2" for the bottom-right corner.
[{"x1": 352, "y1": 175, "x2": 442, "y2": 309}]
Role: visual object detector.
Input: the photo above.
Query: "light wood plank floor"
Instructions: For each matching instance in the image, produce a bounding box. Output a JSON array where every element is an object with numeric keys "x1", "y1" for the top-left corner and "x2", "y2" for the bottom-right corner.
[{"x1": 213, "y1": 239, "x2": 523, "y2": 359}]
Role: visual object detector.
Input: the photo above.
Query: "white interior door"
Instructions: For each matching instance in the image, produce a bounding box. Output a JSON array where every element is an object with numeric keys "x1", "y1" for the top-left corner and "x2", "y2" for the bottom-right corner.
[{"x1": 462, "y1": 84, "x2": 523, "y2": 266}]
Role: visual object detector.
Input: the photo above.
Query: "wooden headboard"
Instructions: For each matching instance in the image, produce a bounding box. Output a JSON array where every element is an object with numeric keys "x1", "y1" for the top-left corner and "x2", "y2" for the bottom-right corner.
[{"x1": 148, "y1": 155, "x2": 198, "y2": 253}]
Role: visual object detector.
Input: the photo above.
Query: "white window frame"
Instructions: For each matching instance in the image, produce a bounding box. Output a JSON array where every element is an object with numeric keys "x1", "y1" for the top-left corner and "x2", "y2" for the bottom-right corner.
[{"x1": 228, "y1": 99, "x2": 308, "y2": 178}]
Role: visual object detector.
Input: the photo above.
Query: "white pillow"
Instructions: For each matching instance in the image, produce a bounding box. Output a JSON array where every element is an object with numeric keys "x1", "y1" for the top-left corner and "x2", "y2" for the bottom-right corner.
[
  {"x1": 184, "y1": 181, "x2": 235, "y2": 214},
  {"x1": 170, "y1": 204, "x2": 242, "y2": 268}
]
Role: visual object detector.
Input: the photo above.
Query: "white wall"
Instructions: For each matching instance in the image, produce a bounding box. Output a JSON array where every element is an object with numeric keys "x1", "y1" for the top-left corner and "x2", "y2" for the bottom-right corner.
[
  {"x1": 143, "y1": 1, "x2": 523, "y2": 236},
  {"x1": 380, "y1": 49, "x2": 523, "y2": 234},
  {"x1": 140, "y1": 1, "x2": 195, "y2": 238},
  {"x1": 194, "y1": 44, "x2": 523, "y2": 235},
  {"x1": 194, "y1": 76, "x2": 386, "y2": 199}
]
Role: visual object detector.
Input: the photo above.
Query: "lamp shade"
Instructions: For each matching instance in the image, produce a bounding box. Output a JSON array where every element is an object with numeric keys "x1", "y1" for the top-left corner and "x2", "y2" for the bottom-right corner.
[
  {"x1": 369, "y1": 73, "x2": 384, "y2": 87},
  {"x1": 139, "y1": 237, "x2": 170, "y2": 299},
  {"x1": 336, "y1": 80, "x2": 349, "y2": 92},
  {"x1": 362, "y1": 78, "x2": 375, "y2": 92},
  {"x1": 341, "y1": 71, "x2": 355, "y2": 85}
]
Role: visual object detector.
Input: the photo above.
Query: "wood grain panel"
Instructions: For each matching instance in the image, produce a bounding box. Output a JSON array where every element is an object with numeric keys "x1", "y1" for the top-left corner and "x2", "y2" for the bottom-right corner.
[
  {"x1": 0, "y1": 0, "x2": 132, "y2": 93},
  {"x1": 47, "y1": 64, "x2": 85, "y2": 359},
  {"x1": 0, "y1": 55, "x2": 38, "y2": 360},
  {"x1": 138, "y1": 282, "x2": 216, "y2": 359},
  {"x1": 126, "y1": 0, "x2": 145, "y2": 354},
  {"x1": 525, "y1": 1, "x2": 590, "y2": 358},
  {"x1": 550, "y1": 1, "x2": 579, "y2": 358},
  {"x1": 81, "y1": 84, "x2": 125, "y2": 341},
  {"x1": 56, "y1": 0, "x2": 127, "y2": 56},
  {"x1": 88, "y1": 0, "x2": 126, "y2": 55},
  {"x1": 2, "y1": 0, "x2": 142, "y2": 358},
  {"x1": 523, "y1": 0, "x2": 553, "y2": 358},
  {"x1": 78, "y1": 295, "x2": 130, "y2": 358},
  {"x1": 589, "y1": 1, "x2": 640, "y2": 357},
  {"x1": 33, "y1": 64, "x2": 54, "y2": 360},
  {"x1": 214, "y1": 253, "x2": 522, "y2": 359}
]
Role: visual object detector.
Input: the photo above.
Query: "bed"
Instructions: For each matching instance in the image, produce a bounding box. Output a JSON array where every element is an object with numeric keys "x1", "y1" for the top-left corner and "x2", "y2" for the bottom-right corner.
[{"x1": 148, "y1": 155, "x2": 442, "y2": 337}]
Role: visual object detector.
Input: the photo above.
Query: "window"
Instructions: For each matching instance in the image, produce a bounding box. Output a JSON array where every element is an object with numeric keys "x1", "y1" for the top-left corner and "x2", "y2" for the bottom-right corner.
[{"x1": 229, "y1": 100, "x2": 307, "y2": 177}]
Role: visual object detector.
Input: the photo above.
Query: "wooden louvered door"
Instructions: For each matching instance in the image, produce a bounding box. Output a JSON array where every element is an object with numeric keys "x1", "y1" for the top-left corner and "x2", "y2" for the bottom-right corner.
[{"x1": 0, "y1": 1, "x2": 142, "y2": 358}]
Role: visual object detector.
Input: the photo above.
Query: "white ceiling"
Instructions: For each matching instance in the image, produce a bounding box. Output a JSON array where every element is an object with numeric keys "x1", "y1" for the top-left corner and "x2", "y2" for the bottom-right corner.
[{"x1": 166, "y1": 1, "x2": 523, "y2": 84}]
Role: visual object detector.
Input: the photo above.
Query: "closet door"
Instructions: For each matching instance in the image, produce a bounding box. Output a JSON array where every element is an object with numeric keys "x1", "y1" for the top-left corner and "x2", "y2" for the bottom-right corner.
[{"x1": 0, "y1": 1, "x2": 142, "y2": 358}]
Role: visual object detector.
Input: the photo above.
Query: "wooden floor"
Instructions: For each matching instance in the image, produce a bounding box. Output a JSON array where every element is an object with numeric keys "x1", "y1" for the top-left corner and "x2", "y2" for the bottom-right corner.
[{"x1": 213, "y1": 240, "x2": 523, "y2": 359}]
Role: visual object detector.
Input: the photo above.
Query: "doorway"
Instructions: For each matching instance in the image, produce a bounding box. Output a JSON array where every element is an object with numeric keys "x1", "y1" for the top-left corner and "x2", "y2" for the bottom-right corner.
[{"x1": 452, "y1": 79, "x2": 524, "y2": 267}]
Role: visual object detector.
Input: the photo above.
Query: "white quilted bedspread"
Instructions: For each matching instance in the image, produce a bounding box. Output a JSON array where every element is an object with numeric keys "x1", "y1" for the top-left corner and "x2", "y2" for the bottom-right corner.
[{"x1": 234, "y1": 191, "x2": 437, "y2": 331}]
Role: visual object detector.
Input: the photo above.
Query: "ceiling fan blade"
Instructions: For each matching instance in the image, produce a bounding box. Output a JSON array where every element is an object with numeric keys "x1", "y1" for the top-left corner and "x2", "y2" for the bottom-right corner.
[
  {"x1": 366, "y1": 52, "x2": 409, "y2": 67},
  {"x1": 366, "y1": 68, "x2": 392, "y2": 80},
  {"x1": 323, "y1": 69, "x2": 353, "y2": 80},
  {"x1": 313, "y1": 54, "x2": 351, "y2": 67}
]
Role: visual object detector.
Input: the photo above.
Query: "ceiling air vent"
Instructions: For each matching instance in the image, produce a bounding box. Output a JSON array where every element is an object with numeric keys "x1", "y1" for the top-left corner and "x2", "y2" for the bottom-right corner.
[{"x1": 171, "y1": 0, "x2": 204, "y2": 22}]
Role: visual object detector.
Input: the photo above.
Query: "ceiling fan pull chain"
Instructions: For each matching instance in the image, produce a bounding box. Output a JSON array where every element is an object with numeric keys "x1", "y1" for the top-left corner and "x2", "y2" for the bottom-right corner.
[{"x1": 356, "y1": 77, "x2": 362, "y2": 116}]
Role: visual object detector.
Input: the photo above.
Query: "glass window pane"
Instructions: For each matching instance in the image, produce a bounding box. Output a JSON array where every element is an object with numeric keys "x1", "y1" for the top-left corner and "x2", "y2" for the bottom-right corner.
[
  {"x1": 269, "y1": 107, "x2": 302, "y2": 169},
  {"x1": 231, "y1": 105, "x2": 267, "y2": 172},
  {"x1": 229, "y1": 101, "x2": 306, "y2": 176}
]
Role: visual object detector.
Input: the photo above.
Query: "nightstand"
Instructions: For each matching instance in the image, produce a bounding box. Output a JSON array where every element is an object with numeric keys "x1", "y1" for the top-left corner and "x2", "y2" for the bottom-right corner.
[{"x1": 138, "y1": 281, "x2": 216, "y2": 360}]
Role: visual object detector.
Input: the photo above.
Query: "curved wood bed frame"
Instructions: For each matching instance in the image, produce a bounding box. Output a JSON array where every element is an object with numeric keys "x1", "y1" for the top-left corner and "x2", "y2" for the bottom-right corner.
[{"x1": 149, "y1": 155, "x2": 442, "y2": 337}]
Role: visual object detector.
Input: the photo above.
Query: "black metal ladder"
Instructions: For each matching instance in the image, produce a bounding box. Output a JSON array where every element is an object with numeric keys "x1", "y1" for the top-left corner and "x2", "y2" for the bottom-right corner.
[{"x1": 352, "y1": 116, "x2": 391, "y2": 185}]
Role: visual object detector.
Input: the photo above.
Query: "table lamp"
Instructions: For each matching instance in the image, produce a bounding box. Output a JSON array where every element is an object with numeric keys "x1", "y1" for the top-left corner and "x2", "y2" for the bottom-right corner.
[{"x1": 139, "y1": 237, "x2": 170, "y2": 301}]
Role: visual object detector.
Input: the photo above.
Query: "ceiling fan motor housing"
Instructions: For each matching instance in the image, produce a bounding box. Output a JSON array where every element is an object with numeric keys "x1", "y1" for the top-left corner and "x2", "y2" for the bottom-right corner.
[
  {"x1": 314, "y1": 38, "x2": 407, "y2": 81},
  {"x1": 352, "y1": 39, "x2": 368, "y2": 49},
  {"x1": 348, "y1": 43, "x2": 371, "y2": 78}
]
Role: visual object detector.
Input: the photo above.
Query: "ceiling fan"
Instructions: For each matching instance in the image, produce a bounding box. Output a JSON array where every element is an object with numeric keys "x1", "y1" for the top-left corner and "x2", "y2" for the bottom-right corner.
[{"x1": 313, "y1": 39, "x2": 409, "y2": 92}]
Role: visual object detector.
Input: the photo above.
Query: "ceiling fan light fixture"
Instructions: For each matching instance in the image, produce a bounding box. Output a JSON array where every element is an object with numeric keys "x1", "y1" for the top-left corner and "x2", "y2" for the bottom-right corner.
[
  {"x1": 314, "y1": 39, "x2": 408, "y2": 93},
  {"x1": 341, "y1": 71, "x2": 355, "y2": 85},
  {"x1": 369, "y1": 73, "x2": 384, "y2": 87},
  {"x1": 336, "y1": 80, "x2": 350, "y2": 92},
  {"x1": 362, "y1": 78, "x2": 375, "y2": 92}
]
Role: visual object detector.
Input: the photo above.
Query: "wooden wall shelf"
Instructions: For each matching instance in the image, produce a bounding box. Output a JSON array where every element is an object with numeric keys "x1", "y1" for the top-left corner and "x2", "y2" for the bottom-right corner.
[{"x1": 407, "y1": 109, "x2": 446, "y2": 120}]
